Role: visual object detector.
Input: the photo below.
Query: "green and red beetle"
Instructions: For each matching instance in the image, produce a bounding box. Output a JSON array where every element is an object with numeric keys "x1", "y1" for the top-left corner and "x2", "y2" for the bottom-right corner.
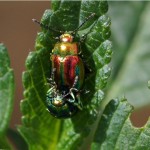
[
  {"x1": 51, "y1": 33, "x2": 84, "y2": 91},
  {"x1": 33, "y1": 13, "x2": 95, "y2": 118}
]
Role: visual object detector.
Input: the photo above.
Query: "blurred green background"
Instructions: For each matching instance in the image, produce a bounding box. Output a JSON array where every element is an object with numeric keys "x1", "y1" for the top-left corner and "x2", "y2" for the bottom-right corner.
[
  {"x1": 108, "y1": 1, "x2": 150, "y2": 127},
  {"x1": 0, "y1": 1, "x2": 150, "y2": 129}
]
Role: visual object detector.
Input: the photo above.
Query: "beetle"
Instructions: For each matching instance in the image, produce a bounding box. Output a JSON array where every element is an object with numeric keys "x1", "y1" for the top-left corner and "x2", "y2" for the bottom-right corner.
[
  {"x1": 46, "y1": 71, "x2": 82, "y2": 118},
  {"x1": 33, "y1": 13, "x2": 95, "y2": 118},
  {"x1": 51, "y1": 33, "x2": 84, "y2": 92}
]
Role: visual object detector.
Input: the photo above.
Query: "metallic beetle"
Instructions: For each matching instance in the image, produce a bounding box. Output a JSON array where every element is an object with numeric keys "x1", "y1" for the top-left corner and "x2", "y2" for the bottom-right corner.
[
  {"x1": 46, "y1": 33, "x2": 84, "y2": 118},
  {"x1": 33, "y1": 13, "x2": 95, "y2": 118}
]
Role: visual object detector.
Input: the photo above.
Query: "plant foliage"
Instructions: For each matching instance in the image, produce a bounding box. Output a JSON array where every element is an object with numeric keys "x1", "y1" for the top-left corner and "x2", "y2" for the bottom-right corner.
[
  {"x1": 18, "y1": 1, "x2": 112, "y2": 150},
  {"x1": 92, "y1": 98, "x2": 150, "y2": 150},
  {"x1": 1, "y1": 1, "x2": 150, "y2": 150},
  {"x1": 0, "y1": 44, "x2": 14, "y2": 149}
]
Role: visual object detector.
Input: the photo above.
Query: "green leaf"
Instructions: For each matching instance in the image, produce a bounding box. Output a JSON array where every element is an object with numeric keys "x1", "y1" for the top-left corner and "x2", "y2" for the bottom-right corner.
[
  {"x1": 107, "y1": 2, "x2": 150, "y2": 108},
  {"x1": 0, "y1": 43, "x2": 15, "y2": 149},
  {"x1": 19, "y1": 1, "x2": 112, "y2": 150},
  {"x1": 0, "y1": 136, "x2": 10, "y2": 149},
  {"x1": 7, "y1": 128, "x2": 28, "y2": 150},
  {"x1": 92, "y1": 98, "x2": 150, "y2": 150}
]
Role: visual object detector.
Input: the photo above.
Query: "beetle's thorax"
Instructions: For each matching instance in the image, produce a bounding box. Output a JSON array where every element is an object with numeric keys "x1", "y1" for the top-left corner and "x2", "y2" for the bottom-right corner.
[{"x1": 52, "y1": 42, "x2": 78, "y2": 56}]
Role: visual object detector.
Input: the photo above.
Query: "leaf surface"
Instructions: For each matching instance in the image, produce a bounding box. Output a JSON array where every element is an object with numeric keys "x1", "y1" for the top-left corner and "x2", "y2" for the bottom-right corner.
[
  {"x1": 19, "y1": 1, "x2": 112, "y2": 150},
  {"x1": 92, "y1": 98, "x2": 150, "y2": 150},
  {"x1": 0, "y1": 43, "x2": 14, "y2": 149}
]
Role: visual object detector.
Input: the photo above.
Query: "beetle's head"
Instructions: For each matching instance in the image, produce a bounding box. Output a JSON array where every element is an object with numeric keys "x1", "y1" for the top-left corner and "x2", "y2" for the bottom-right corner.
[
  {"x1": 52, "y1": 94, "x2": 64, "y2": 107},
  {"x1": 60, "y1": 33, "x2": 73, "y2": 42}
]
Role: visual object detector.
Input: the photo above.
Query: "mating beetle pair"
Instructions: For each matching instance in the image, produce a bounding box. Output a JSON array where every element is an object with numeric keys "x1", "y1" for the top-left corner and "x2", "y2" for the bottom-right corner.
[{"x1": 33, "y1": 13, "x2": 95, "y2": 118}]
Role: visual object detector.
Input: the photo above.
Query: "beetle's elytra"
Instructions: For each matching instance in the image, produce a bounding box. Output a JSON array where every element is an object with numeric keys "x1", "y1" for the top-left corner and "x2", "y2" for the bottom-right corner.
[
  {"x1": 51, "y1": 34, "x2": 84, "y2": 91},
  {"x1": 33, "y1": 13, "x2": 95, "y2": 118}
]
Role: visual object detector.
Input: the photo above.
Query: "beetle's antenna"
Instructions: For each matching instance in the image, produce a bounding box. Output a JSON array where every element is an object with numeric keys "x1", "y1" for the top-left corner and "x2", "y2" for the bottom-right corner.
[
  {"x1": 32, "y1": 18, "x2": 64, "y2": 34},
  {"x1": 72, "y1": 13, "x2": 95, "y2": 34}
]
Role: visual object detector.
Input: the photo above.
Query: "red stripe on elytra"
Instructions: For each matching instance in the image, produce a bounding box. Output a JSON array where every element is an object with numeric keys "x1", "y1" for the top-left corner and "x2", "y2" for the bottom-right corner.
[
  {"x1": 64, "y1": 56, "x2": 70, "y2": 87},
  {"x1": 52, "y1": 55, "x2": 60, "y2": 85},
  {"x1": 64, "y1": 56, "x2": 79, "y2": 88}
]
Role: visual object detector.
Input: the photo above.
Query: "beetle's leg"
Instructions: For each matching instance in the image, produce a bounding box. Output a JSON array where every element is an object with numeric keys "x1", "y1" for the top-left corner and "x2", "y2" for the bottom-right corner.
[
  {"x1": 72, "y1": 77, "x2": 90, "y2": 95},
  {"x1": 67, "y1": 76, "x2": 79, "y2": 96},
  {"x1": 76, "y1": 93, "x2": 83, "y2": 110},
  {"x1": 47, "y1": 85, "x2": 56, "y2": 94},
  {"x1": 69, "y1": 88, "x2": 78, "y2": 100},
  {"x1": 66, "y1": 90, "x2": 82, "y2": 110},
  {"x1": 47, "y1": 79, "x2": 56, "y2": 86},
  {"x1": 72, "y1": 76, "x2": 79, "y2": 88},
  {"x1": 46, "y1": 85, "x2": 57, "y2": 106},
  {"x1": 63, "y1": 87, "x2": 78, "y2": 99},
  {"x1": 47, "y1": 68, "x2": 57, "y2": 86},
  {"x1": 67, "y1": 87, "x2": 83, "y2": 109},
  {"x1": 71, "y1": 75, "x2": 90, "y2": 96},
  {"x1": 64, "y1": 75, "x2": 83, "y2": 110},
  {"x1": 63, "y1": 76, "x2": 79, "y2": 96},
  {"x1": 72, "y1": 93, "x2": 83, "y2": 110}
]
